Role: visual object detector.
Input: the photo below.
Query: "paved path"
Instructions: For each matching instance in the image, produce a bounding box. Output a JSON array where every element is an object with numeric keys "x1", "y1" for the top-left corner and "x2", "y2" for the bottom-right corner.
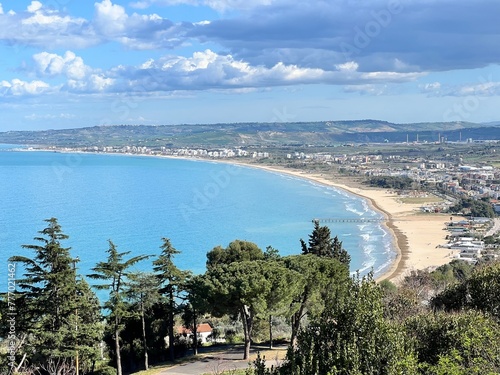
[
  {"x1": 485, "y1": 218, "x2": 500, "y2": 237},
  {"x1": 157, "y1": 345, "x2": 285, "y2": 375}
]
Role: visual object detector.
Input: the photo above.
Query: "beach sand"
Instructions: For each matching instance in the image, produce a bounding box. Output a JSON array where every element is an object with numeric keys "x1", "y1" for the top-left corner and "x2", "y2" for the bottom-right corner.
[{"x1": 229, "y1": 163, "x2": 457, "y2": 283}]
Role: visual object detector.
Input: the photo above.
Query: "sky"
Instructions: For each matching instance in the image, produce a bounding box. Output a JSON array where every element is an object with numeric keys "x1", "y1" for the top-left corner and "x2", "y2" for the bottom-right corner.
[{"x1": 0, "y1": 0, "x2": 499, "y2": 131}]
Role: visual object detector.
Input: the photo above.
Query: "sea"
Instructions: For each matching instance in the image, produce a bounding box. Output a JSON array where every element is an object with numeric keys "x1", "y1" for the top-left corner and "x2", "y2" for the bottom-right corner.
[{"x1": 0, "y1": 144, "x2": 396, "y2": 294}]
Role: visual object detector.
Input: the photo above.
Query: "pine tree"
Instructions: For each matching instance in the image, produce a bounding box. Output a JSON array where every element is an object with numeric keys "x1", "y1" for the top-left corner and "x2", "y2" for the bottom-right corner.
[
  {"x1": 152, "y1": 238, "x2": 191, "y2": 362},
  {"x1": 126, "y1": 272, "x2": 160, "y2": 371},
  {"x1": 8, "y1": 218, "x2": 102, "y2": 374},
  {"x1": 88, "y1": 240, "x2": 149, "y2": 375},
  {"x1": 301, "y1": 220, "x2": 351, "y2": 267}
]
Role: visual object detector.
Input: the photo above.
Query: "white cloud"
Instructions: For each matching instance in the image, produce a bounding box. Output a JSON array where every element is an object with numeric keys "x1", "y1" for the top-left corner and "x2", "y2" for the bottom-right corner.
[
  {"x1": 89, "y1": 74, "x2": 115, "y2": 91},
  {"x1": 343, "y1": 84, "x2": 389, "y2": 96},
  {"x1": 0, "y1": 4, "x2": 3, "y2": 14},
  {"x1": 92, "y1": 0, "x2": 189, "y2": 49},
  {"x1": 420, "y1": 82, "x2": 442, "y2": 95},
  {"x1": 335, "y1": 61, "x2": 359, "y2": 72},
  {"x1": 0, "y1": 79, "x2": 51, "y2": 96},
  {"x1": 93, "y1": 0, "x2": 128, "y2": 36},
  {"x1": 419, "y1": 78, "x2": 500, "y2": 97},
  {"x1": 114, "y1": 49, "x2": 422, "y2": 92},
  {"x1": 25, "y1": 113, "x2": 76, "y2": 120},
  {"x1": 7, "y1": 49, "x2": 423, "y2": 98},
  {"x1": 446, "y1": 81, "x2": 500, "y2": 97},
  {"x1": 33, "y1": 51, "x2": 92, "y2": 80},
  {"x1": 0, "y1": 5, "x2": 97, "y2": 48},
  {"x1": 27, "y1": 1, "x2": 42, "y2": 13}
]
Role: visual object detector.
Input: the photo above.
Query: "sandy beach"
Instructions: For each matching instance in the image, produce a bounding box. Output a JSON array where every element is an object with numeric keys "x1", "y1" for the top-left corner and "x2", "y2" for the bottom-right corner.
[{"x1": 229, "y1": 162, "x2": 457, "y2": 283}]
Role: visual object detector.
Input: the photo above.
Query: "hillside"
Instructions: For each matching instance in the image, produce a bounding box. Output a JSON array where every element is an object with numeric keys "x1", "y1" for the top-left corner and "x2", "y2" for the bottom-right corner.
[{"x1": 0, "y1": 120, "x2": 498, "y2": 148}]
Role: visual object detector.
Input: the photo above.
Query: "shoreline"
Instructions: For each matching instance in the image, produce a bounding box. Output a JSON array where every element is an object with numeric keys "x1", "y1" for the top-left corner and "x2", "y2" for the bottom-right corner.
[
  {"x1": 13, "y1": 148, "x2": 455, "y2": 281},
  {"x1": 205, "y1": 161, "x2": 455, "y2": 282}
]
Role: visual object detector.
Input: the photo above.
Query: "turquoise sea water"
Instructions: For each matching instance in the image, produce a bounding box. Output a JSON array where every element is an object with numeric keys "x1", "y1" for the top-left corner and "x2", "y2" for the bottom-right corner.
[{"x1": 0, "y1": 145, "x2": 396, "y2": 292}]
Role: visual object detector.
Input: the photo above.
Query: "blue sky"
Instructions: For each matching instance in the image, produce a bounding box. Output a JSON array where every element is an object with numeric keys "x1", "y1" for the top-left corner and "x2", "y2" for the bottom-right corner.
[{"x1": 0, "y1": 0, "x2": 499, "y2": 131}]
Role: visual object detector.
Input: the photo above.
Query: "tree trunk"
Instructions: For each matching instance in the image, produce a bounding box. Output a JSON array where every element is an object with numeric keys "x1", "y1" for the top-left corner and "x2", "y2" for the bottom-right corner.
[
  {"x1": 241, "y1": 305, "x2": 253, "y2": 360},
  {"x1": 115, "y1": 314, "x2": 122, "y2": 375},
  {"x1": 193, "y1": 308, "x2": 198, "y2": 356},
  {"x1": 141, "y1": 301, "x2": 149, "y2": 371},
  {"x1": 269, "y1": 315, "x2": 273, "y2": 349},
  {"x1": 290, "y1": 292, "x2": 307, "y2": 348},
  {"x1": 168, "y1": 289, "x2": 175, "y2": 362}
]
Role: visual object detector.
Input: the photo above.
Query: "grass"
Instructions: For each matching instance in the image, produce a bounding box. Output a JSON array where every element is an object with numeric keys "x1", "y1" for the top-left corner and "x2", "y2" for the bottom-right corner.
[{"x1": 399, "y1": 196, "x2": 443, "y2": 204}]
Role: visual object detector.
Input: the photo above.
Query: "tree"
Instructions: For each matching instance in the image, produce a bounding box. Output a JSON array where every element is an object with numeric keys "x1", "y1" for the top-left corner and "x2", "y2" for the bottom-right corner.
[
  {"x1": 205, "y1": 256, "x2": 298, "y2": 360},
  {"x1": 206, "y1": 240, "x2": 264, "y2": 271},
  {"x1": 182, "y1": 274, "x2": 211, "y2": 355},
  {"x1": 300, "y1": 220, "x2": 351, "y2": 267},
  {"x1": 430, "y1": 259, "x2": 474, "y2": 290},
  {"x1": 264, "y1": 246, "x2": 280, "y2": 260},
  {"x1": 126, "y1": 272, "x2": 160, "y2": 371},
  {"x1": 260, "y1": 260, "x2": 302, "y2": 349},
  {"x1": 278, "y1": 274, "x2": 418, "y2": 375},
  {"x1": 88, "y1": 240, "x2": 149, "y2": 375},
  {"x1": 448, "y1": 198, "x2": 496, "y2": 218},
  {"x1": 282, "y1": 255, "x2": 350, "y2": 347},
  {"x1": 405, "y1": 311, "x2": 500, "y2": 373},
  {"x1": 432, "y1": 261, "x2": 500, "y2": 321},
  {"x1": 7, "y1": 218, "x2": 102, "y2": 374},
  {"x1": 152, "y1": 238, "x2": 191, "y2": 362}
]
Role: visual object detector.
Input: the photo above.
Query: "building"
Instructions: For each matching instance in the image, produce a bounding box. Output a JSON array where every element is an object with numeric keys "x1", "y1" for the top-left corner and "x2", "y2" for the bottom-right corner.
[{"x1": 176, "y1": 323, "x2": 213, "y2": 344}]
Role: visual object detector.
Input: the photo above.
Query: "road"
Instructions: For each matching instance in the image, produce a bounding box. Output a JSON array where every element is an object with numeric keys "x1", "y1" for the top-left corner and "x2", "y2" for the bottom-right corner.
[
  {"x1": 157, "y1": 345, "x2": 285, "y2": 375},
  {"x1": 485, "y1": 218, "x2": 500, "y2": 237}
]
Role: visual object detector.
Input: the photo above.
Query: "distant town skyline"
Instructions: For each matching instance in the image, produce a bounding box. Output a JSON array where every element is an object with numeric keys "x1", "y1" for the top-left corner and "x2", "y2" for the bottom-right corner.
[{"x1": 1, "y1": 0, "x2": 499, "y2": 131}]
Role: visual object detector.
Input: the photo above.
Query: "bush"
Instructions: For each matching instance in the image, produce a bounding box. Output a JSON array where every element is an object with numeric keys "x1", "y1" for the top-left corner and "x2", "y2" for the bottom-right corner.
[{"x1": 94, "y1": 365, "x2": 117, "y2": 375}]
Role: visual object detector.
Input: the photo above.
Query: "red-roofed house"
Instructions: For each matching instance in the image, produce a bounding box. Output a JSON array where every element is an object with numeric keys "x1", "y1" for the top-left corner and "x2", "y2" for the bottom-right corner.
[{"x1": 176, "y1": 323, "x2": 213, "y2": 344}]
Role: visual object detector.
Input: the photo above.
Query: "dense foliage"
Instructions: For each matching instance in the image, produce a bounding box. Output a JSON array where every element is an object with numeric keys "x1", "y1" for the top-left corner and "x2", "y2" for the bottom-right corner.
[
  {"x1": 448, "y1": 197, "x2": 496, "y2": 218},
  {"x1": 366, "y1": 176, "x2": 415, "y2": 190}
]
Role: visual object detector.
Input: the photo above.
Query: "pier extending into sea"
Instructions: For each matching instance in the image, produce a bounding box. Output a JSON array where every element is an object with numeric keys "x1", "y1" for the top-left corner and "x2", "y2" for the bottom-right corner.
[{"x1": 313, "y1": 218, "x2": 387, "y2": 223}]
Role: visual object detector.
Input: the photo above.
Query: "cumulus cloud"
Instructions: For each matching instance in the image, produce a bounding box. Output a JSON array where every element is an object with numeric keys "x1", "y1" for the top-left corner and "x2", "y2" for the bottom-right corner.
[
  {"x1": 0, "y1": 3, "x2": 97, "y2": 48},
  {"x1": 0, "y1": 0, "x2": 190, "y2": 50},
  {"x1": 27, "y1": 1, "x2": 42, "y2": 13},
  {"x1": 0, "y1": 79, "x2": 51, "y2": 96},
  {"x1": 29, "y1": 51, "x2": 115, "y2": 94},
  {"x1": 93, "y1": 0, "x2": 192, "y2": 49},
  {"x1": 94, "y1": 0, "x2": 128, "y2": 36},
  {"x1": 421, "y1": 79, "x2": 500, "y2": 97},
  {"x1": 108, "y1": 49, "x2": 422, "y2": 93},
  {"x1": 33, "y1": 51, "x2": 92, "y2": 80},
  {"x1": 8, "y1": 49, "x2": 422, "y2": 98}
]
